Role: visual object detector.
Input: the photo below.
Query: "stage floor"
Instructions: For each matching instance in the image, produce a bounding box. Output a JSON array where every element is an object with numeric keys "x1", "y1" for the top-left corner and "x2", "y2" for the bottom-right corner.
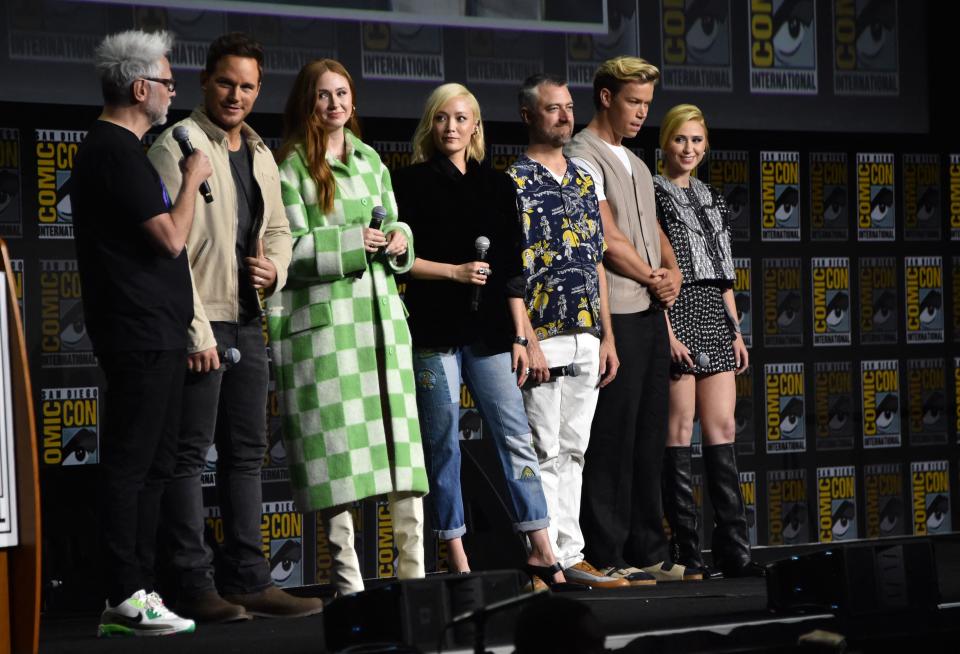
[{"x1": 38, "y1": 577, "x2": 959, "y2": 653}]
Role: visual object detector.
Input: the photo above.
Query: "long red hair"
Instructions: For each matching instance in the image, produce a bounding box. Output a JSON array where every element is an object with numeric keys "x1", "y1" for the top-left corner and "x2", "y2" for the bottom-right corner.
[{"x1": 277, "y1": 59, "x2": 361, "y2": 214}]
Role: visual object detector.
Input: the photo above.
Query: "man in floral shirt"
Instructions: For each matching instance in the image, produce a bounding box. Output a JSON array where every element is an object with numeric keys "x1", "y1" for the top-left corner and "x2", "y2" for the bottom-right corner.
[{"x1": 506, "y1": 74, "x2": 627, "y2": 589}]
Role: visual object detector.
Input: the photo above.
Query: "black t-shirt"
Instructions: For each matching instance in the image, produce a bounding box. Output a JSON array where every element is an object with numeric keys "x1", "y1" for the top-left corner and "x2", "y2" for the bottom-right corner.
[
  {"x1": 393, "y1": 157, "x2": 524, "y2": 352},
  {"x1": 72, "y1": 120, "x2": 193, "y2": 354},
  {"x1": 228, "y1": 139, "x2": 263, "y2": 321}
]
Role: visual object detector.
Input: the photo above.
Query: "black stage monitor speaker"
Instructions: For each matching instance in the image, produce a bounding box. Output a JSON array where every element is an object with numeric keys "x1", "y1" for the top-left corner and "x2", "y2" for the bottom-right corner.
[
  {"x1": 767, "y1": 539, "x2": 939, "y2": 615},
  {"x1": 324, "y1": 569, "x2": 525, "y2": 651}
]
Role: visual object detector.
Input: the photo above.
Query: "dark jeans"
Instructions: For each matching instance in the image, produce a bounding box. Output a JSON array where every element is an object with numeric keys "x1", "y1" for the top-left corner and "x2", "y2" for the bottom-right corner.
[
  {"x1": 99, "y1": 349, "x2": 186, "y2": 606},
  {"x1": 163, "y1": 320, "x2": 271, "y2": 596},
  {"x1": 582, "y1": 310, "x2": 670, "y2": 568}
]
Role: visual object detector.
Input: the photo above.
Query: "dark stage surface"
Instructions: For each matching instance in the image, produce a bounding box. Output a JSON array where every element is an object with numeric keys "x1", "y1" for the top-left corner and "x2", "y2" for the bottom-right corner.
[{"x1": 37, "y1": 576, "x2": 960, "y2": 653}]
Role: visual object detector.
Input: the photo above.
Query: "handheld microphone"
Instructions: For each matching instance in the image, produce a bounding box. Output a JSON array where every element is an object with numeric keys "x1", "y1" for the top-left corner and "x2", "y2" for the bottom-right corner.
[
  {"x1": 218, "y1": 347, "x2": 241, "y2": 369},
  {"x1": 172, "y1": 126, "x2": 214, "y2": 204},
  {"x1": 522, "y1": 362, "x2": 581, "y2": 389},
  {"x1": 368, "y1": 205, "x2": 387, "y2": 256},
  {"x1": 470, "y1": 235, "x2": 490, "y2": 312}
]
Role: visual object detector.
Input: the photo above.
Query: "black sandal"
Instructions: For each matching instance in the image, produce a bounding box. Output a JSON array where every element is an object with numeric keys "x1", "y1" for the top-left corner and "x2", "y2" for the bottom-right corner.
[{"x1": 523, "y1": 562, "x2": 588, "y2": 592}]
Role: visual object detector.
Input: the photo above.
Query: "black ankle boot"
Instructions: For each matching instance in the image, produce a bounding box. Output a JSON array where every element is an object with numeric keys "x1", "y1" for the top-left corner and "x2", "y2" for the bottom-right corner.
[
  {"x1": 662, "y1": 446, "x2": 705, "y2": 578},
  {"x1": 703, "y1": 443, "x2": 762, "y2": 577}
]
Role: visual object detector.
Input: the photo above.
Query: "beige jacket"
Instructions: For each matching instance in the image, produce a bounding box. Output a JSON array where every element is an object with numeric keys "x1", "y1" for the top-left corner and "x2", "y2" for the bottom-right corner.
[
  {"x1": 566, "y1": 128, "x2": 661, "y2": 314},
  {"x1": 148, "y1": 107, "x2": 292, "y2": 353}
]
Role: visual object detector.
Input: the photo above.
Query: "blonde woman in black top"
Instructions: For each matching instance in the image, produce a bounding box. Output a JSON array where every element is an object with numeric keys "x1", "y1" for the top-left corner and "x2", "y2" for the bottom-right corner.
[{"x1": 653, "y1": 104, "x2": 763, "y2": 578}]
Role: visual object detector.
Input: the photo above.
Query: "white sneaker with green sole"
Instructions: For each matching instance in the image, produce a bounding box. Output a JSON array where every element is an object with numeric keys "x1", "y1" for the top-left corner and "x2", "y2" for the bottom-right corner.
[{"x1": 98, "y1": 589, "x2": 196, "y2": 637}]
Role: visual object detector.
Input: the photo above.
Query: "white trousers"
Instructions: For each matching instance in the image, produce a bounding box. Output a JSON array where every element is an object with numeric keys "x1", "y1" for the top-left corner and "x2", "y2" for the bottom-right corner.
[
  {"x1": 321, "y1": 491, "x2": 425, "y2": 595},
  {"x1": 521, "y1": 333, "x2": 600, "y2": 569}
]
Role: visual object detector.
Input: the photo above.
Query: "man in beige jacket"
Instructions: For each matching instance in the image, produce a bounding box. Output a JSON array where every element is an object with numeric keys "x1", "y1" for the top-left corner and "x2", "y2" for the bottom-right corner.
[{"x1": 149, "y1": 33, "x2": 317, "y2": 621}]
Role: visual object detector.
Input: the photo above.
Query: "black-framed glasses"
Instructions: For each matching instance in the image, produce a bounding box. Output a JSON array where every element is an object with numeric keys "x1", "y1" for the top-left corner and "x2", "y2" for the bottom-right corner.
[{"x1": 141, "y1": 77, "x2": 177, "y2": 92}]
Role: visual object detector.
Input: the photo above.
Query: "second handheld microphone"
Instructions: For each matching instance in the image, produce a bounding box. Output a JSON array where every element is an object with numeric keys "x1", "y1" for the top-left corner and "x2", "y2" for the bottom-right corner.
[
  {"x1": 470, "y1": 236, "x2": 490, "y2": 312},
  {"x1": 172, "y1": 126, "x2": 213, "y2": 204}
]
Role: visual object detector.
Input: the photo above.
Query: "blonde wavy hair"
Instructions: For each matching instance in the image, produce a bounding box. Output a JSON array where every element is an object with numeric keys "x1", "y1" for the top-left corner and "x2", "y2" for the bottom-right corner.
[
  {"x1": 593, "y1": 56, "x2": 660, "y2": 109},
  {"x1": 659, "y1": 103, "x2": 709, "y2": 153},
  {"x1": 411, "y1": 83, "x2": 485, "y2": 164}
]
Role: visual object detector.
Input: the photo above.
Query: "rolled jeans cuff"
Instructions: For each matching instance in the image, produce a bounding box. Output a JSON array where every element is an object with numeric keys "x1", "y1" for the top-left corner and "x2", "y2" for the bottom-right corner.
[
  {"x1": 436, "y1": 524, "x2": 467, "y2": 540},
  {"x1": 514, "y1": 517, "x2": 550, "y2": 534}
]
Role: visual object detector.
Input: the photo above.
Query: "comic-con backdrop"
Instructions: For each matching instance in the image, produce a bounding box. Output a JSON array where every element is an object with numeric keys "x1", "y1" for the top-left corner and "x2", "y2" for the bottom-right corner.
[{"x1": 1, "y1": 0, "x2": 958, "y2": 610}]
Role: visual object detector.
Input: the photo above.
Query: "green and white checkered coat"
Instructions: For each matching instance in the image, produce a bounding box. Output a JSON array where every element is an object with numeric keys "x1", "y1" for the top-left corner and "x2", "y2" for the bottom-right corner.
[{"x1": 266, "y1": 131, "x2": 428, "y2": 512}]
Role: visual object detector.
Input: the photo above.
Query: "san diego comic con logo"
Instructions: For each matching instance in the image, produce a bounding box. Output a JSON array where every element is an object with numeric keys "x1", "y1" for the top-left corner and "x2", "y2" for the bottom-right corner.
[
  {"x1": 40, "y1": 387, "x2": 99, "y2": 466},
  {"x1": 740, "y1": 471, "x2": 758, "y2": 546},
  {"x1": 732, "y1": 258, "x2": 752, "y2": 347},
  {"x1": 817, "y1": 466, "x2": 857, "y2": 543},
  {"x1": 861, "y1": 359, "x2": 900, "y2": 449},
  {"x1": 911, "y1": 461, "x2": 951, "y2": 536},
  {"x1": 950, "y1": 155, "x2": 960, "y2": 241},
  {"x1": 762, "y1": 257, "x2": 802, "y2": 347},
  {"x1": 813, "y1": 361, "x2": 853, "y2": 450},
  {"x1": 906, "y1": 358, "x2": 946, "y2": 447},
  {"x1": 833, "y1": 0, "x2": 899, "y2": 96},
  {"x1": 903, "y1": 256, "x2": 943, "y2": 344},
  {"x1": 260, "y1": 501, "x2": 303, "y2": 587},
  {"x1": 760, "y1": 151, "x2": 800, "y2": 241},
  {"x1": 748, "y1": 0, "x2": 817, "y2": 94},
  {"x1": 856, "y1": 152, "x2": 895, "y2": 241},
  {"x1": 858, "y1": 256, "x2": 897, "y2": 344},
  {"x1": 954, "y1": 257, "x2": 960, "y2": 345},
  {"x1": 902, "y1": 154, "x2": 940, "y2": 241},
  {"x1": 0, "y1": 127, "x2": 22, "y2": 238},
  {"x1": 377, "y1": 498, "x2": 397, "y2": 579},
  {"x1": 767, "y1": 468, "x2": 808, "y2": 545},
  {"x1": 809, "y1": 152, "x2": 848, "y2": 240},
  {"x1": 707, "y1": 150, "x2": 750, "y2": 241},
  {"x1": 864, "y1": 463, "x2": 904, "y2": 538},
  {"x1": 764, "y1": 362, "x2": 805, "y2": 454},
  {"x1": 660, "y1": 0, "x2": 732, "y2": 91},
  {"x1": 35, "y1": 129, "x2": 83, "y2": 239},
  {"x1": 734, "y1": 367, "x2": 754, "y2": 456},
  {"x1": 39, "y1": 259, "x2": 95, "y2": 368},
  {"x1": 810, "y1": 257, "x2": 850, "y2": 346},
  {"x1": 566, "y1": 0, "x2": 639, "y2": 88},
  {"x1": 10, "y1": 259, "x2": 24, "y2": 324},
  {"x1": 955, "y1": 357, "x2": 960, "y2": 443}
]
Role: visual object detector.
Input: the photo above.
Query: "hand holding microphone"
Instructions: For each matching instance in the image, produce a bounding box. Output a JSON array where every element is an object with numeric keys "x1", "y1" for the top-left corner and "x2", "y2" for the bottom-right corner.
[
  {"x1": 522, "y1": 362, "x2": 581, "y2": 389},
  {"x1": 469, "y1": 236, "x2": 490, "y2": 312},
  {"x1": 363, "y1": 205, "x2": 388, "y2": 254},
  {"x1": 172, "y1": 126, "x2": 214, "y2": 204}
]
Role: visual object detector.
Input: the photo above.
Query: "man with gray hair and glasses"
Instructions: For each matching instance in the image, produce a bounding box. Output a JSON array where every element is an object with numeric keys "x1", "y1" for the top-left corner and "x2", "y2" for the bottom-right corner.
[{"x1": 72, "y1": 29, "x2": 212, "y2": 637}]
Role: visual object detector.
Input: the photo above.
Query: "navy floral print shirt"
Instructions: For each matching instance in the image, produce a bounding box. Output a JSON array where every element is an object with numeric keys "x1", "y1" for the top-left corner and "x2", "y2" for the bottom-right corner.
[{"x1": 507, "y1": 154, "x2": 606, "y2": 341}]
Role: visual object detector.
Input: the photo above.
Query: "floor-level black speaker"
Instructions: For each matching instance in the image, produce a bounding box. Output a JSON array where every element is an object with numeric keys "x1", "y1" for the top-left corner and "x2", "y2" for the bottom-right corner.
[
  {"x1": 323, "y1": 569, "x2": 525, "y2": 651},
  {"x1": 767, "y1": 539, "x2": 939, "y2": 615}
]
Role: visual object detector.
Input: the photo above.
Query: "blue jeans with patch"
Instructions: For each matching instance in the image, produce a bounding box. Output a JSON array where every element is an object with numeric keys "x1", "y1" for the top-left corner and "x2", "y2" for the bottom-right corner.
[{"x1": 413, "y1": 344, "x2": 549, "y2": 540}]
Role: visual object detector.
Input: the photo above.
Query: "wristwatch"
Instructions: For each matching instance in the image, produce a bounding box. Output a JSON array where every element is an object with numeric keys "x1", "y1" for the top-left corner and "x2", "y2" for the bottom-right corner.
[{"x1": 514, "y1": 336, "x2": 529, "y2": 346}]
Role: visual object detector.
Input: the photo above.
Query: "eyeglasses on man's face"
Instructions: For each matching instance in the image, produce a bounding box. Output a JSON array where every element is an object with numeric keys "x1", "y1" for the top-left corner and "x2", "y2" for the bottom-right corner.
[{"x1": 141, "y1": 77, "x2": 177, "y2": 92}]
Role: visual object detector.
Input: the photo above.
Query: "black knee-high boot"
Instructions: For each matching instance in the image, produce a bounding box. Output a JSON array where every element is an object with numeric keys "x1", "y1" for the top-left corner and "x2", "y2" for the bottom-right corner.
[
  {"x1": 661, "y1": 447, "x2": 705, "y2": 579},
  {"x1": 703, "y1": 443, "x2": 765, "y2": 577}
]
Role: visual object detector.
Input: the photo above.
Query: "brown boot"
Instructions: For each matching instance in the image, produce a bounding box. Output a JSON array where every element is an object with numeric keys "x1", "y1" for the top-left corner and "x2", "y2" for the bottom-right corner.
[
  {"x1": 223, "y1": 585, "x2": 323, "y2": 619},
  {"x1": 175, "y1": 590, "x2": 250, "y2": 623}
]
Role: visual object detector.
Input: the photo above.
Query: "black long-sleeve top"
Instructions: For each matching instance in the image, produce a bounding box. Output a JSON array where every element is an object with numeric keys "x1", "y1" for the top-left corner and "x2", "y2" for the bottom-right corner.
[{"x1": 393, "y1": 156, "x2": 524, "y2": 352}]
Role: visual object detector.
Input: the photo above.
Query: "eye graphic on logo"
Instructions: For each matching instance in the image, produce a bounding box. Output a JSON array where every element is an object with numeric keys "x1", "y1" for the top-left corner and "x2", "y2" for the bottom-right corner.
[
  {"x1": 783, "y1": 503, "x2": 806, "y2": 540},
  {"x1": 870, "y1": 186, "x2": 893, "y2": 225},
  {"x1": 831, "y1": 499, "x2": 855, "y2": 538},
  {"x1": 775, "y1": 186, "x2": 799, "y2": 225},
  {"x1": 60, "y1": 301, "x2": 87, "y2": 349},
  {"x1": 459, "y1": 409, "x2": 482, "y2": 440},
  {"x1": 855, "y1": 0, "x2": 896, "y2": 62},
  {"x1": 777, "y1": 291, "x2": 801, "y2": 328},
  {"x1": 875, "y1": 394, "x2": 898, "y2": 431},
  {"x1": 873, "y1": 290, "x2": 895, "y2": 325},
  {"x1": 879, "y1": 497, "x2": 901, "y2": 534},
  {"x1": 268, "y1": 432, "x2": 287, "y2": 467},
  {"x1": 918, "y1": 290, "x2": 941, "y2": 325},
  {"x1": 827, "y1": 395, "x2": 850, "y2": 432},
  {"x1": 686, "y1": 0, "x2": 727, "y2": 62},
  {"x1": 825, "y1": 292, "x2": 848, "y2": 328},
  {"x1": 735, "y1": 292, "x2": 750, "y2": 322},
  {"x1": 922, "y1": 391, "x2": 944, "y2": 426},
  {"x1": 822, "y1": 186, "x2": 846, "y2": 223},
  {"x1": 780, "y1": 397, "x2": 803, "y2": 437},
  {"x1": 63, "y1": 427, "x2": 98, "y2": 465},
  {"x1": 735, "y1": 399, "x2": 752, "y2": 435},
  {"x1": 916, "y1": 187, "x2": 939, "y2": 224},
  {"x1": 725, "y1": 185, "x2": 748, "y2": 220},
  {"x1": 270, "y1": 539, "x2": 302, "y2": 583},
  {"x1": 926, "y1": 494, "x2": 949, "y2": 531},
  {"x1": 772, "y1": 0, "x2": 814, "y2": 64},
  {"x1": 0, "y1": 170, "x2": 19, "y2": 214}
]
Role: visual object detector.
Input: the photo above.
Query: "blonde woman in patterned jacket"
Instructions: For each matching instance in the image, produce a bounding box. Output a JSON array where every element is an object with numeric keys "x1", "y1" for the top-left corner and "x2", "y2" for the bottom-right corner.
[{"x1": 267, "y1": 59, "x2": 428, "y2": 595}]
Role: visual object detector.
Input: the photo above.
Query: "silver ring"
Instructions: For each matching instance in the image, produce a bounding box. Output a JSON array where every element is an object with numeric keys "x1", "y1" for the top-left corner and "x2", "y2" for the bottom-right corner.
[{"x1": 479, "y1": 268, "x2": 489, "y2": 276}]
